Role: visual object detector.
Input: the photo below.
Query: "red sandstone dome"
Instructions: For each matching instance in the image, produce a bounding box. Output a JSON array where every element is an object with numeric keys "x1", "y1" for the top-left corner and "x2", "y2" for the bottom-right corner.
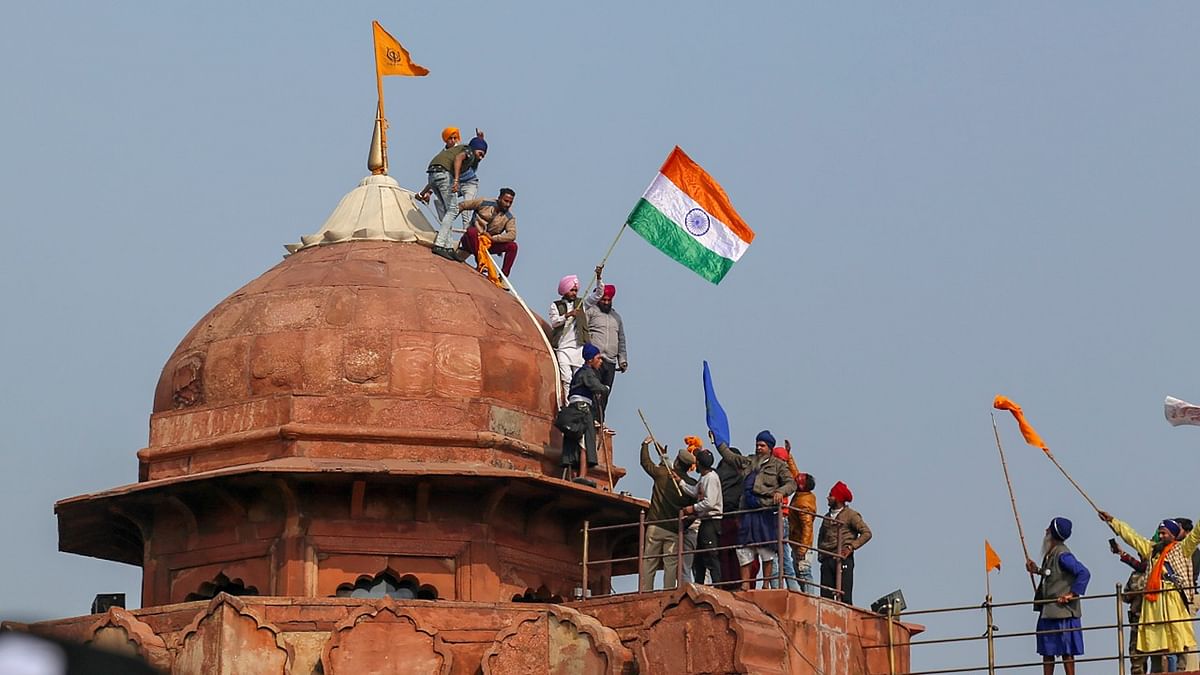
[{"x1": 144, "y1": 240, "x2": 562, "y2": 481}]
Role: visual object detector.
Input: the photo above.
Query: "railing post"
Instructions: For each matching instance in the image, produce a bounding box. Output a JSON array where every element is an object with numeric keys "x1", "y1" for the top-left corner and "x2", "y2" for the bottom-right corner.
[
  {"x1": 1116, "y1": 582, "x2": 1127, "y2": 675},
  {"x1": 776, "y1": 504, "x2": 786, "y2": 590},
  {"x1": 676, "y1": 512, "x2": 686, "y2": 589},
  {"x1": 636, "y1": 510, "x2": 646, "y2": 594},
  {"x1": 886, "y1": 602, "x2": 896, "y2": 675},
  {"x1": 985, "y1": 594, "x2": 996, "y2": 675},
  {"x1": 581, "y1": 520, "x2": 590, "y2": 599},
  {"x1": 835, "y1": 518, "x2": 844, "y2": 601}
]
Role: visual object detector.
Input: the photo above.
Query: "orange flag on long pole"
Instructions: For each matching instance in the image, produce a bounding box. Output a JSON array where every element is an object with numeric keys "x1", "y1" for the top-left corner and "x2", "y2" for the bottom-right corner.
[
  {"x1": 985, "y1": 539, "x2": 1002, "y2": 573},
  {"x1": 373, "y1": 21, "x2": 429, "y2": 77},
  {"x1": 992, "y1": 395, "x2": 1049, "y2": 452}
]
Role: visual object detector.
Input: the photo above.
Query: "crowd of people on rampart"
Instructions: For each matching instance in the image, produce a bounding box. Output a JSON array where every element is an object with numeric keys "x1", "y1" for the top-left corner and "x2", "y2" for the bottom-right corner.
[
  {"x1": 413, "y1": 128, "x2": 1200, "y2": 675},
  {"x1": 413, "y1": 125, "x2": 873, "y2": 605}
]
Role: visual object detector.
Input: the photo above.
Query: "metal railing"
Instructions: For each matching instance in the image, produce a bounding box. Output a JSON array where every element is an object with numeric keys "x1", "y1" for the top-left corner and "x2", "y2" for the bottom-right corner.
[
  {"x1": 581, "y1": 504, "x2": 850, "y2": 598},
  {"x1": 871, "y1": 583, "x2": 1200, "y2": 675},
  {"x1": 581, "y1": 511, "x2": 1200, "y2": 674}
]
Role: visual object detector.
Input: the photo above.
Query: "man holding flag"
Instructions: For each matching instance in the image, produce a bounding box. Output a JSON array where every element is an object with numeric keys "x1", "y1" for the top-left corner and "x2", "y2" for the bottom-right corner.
[
  {"x1": 1100, "y1": 511, "x2": 1200, "y2": 673},
  {"x1": 1025, "y1": 518, "x2": 1090, "y2": 675}
]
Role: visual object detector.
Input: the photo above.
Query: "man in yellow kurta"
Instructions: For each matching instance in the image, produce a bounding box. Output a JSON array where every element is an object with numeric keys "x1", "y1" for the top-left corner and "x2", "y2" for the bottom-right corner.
[{"x1": 1101, "y1": 511, "x2": 1200, "y2": 671}]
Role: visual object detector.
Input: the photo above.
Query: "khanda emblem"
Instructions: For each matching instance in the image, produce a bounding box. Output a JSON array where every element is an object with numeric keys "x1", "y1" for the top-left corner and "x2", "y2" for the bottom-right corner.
[{"x1": 386, "y1": 48, "x2": 406, "y2": 66}]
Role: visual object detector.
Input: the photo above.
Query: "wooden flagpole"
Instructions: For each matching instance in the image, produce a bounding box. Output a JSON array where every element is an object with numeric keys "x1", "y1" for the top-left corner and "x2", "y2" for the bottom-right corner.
[
  {"x1": 1041, "y1": 448, "x2": 1102, "y2": 514},
  {"x1": 991, "y1": 413, "x2": 1037, "y2": 592},
  {"x1": 638, "y1": 409, "x2": 682, "y2": 496}
]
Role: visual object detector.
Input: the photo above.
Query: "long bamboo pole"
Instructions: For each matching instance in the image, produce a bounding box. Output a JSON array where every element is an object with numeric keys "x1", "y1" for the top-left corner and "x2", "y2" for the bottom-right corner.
[
  {"x1": 638, "y1": 409, "x2": 682, "y2": 496},
  {"x1": 991, "y1": 413, "x2": 1037, "y2": 592}
]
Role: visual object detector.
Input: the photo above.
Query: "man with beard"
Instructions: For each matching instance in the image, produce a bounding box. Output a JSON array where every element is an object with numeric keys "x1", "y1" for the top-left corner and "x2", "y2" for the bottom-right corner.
[
  {"x1": 455, "y1": 188, "x2": 519, "y2": 276},
  {"x1": 1101, "y1": 511, "x2": 1200, "y2": 673},
  {"x1": 714, "y1": 430, "x2": 797, "y2": 590},
  {"x1": 548, "y1": 275, "x2": 587, "y2": 397},
  {"x1": 1025, "y1": 518, "x2": 1091, "y2": 675},
  {"x1": 639, "y1": 438, "x2": 696, "y2": 591},
  {"x1": 583, "y1": 265, "x2": 627, "y2": 423},
  {"x1": 817, "y1": 480, "x2": 871, "y2": 604}
]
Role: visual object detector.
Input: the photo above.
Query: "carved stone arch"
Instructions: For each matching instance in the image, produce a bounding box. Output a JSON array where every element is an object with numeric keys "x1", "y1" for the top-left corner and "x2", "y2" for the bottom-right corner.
[
  {"x1": 334, "y1": 569, "x2": 438, "y2": 600},
  {"x1": 322, "y1": 601, "x2": 453, "y2": 675},
  {"x1": 85, "y1": 607, "x2": 170, "y2": 672},
  {"x1": 172, "y1": 593, "x2": 292, "y2": 675},
  {"x1": 482, "y1": 605, "x2": 631, "y2": 675},
  {"x1": 634, "y1": 585, "x2": 789, "y2": 675},
  {"x1": 184, "y1": 571, "x2": 260, "y2": 602}
]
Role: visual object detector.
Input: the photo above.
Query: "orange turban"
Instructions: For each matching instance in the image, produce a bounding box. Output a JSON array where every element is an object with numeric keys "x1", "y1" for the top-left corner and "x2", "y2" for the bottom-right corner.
[
  {"x1": 441, "y1": 126, "x2": 460, "y2": 143},
  {"x1": 684, "y1": 436, "x2": 703, "y2": 451}
]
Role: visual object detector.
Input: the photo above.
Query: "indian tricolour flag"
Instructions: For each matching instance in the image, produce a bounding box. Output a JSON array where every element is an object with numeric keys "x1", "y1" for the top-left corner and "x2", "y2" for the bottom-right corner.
[{"x1": 626, "y1": 146, "x2": 755, "y2": 284}]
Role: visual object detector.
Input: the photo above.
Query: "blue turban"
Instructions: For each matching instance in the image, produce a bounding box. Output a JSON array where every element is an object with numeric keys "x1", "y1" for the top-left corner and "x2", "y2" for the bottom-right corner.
[
  {"x1": 1050, "y1": 517, "x2": 1072, "y2": 541},
  {"x1": 755, "y1": 430, "x2": 776, "y2": 448},
  {"x1": 468, "y1": 137, "x2": 488, "y2": 152},
  {"x1": 1161, "y1": 519, "x2": 1182, "y2": 537},
  {"x1": 582, "y1": 343, "x2": 600, "y2": 361}
]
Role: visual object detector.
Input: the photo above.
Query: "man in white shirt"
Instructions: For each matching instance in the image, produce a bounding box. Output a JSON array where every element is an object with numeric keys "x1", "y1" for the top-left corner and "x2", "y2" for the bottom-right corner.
[
  {"x1": 682, "y1": 447, "x2": 724, "y2": 586},
  {"x1": 548, "y1": 275, "x2": 587, "y2": 397}
]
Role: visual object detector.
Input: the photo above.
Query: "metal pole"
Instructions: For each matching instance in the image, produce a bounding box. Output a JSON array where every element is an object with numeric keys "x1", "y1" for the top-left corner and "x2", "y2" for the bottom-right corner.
[
  {"x1": 676, "y1": 512, "x2": 686, "y2": 589},
  {"x1": 985, "y1": 594, "x2": 996, "y2": 675},
  {"x1": 581, "y1": 520, "x2": 590, "y2": 599},
  {"x1": 886, "y1": 608, "x2": 896, "y2": 675},
  {"x1": 1116, "y1": 582, "x2": 1127, "y2": 675},
  {"x1": 637, "y1": 511, "x2": 646, "y2": 593},
  {"x1": 835, "y1": 519, "x2": 844, "y2": 601},
  {"x1": 776, "y1": 505, "x2": 786, "y2": 589}
]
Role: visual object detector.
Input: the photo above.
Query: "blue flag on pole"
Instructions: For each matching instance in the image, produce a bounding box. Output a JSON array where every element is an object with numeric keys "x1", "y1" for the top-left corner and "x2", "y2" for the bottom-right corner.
[{"x1": 703, "y1": 361, "x2": 730, "y2": 447}]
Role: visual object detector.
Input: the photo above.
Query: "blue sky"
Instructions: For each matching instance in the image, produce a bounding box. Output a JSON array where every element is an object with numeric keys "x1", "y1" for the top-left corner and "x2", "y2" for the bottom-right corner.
[{"x1": 2, "y1": 3, "x2": 1199, "y2": 671}]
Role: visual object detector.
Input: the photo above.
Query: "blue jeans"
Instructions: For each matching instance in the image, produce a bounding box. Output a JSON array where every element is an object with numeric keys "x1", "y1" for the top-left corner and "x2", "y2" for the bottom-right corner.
[
  {"x1": 782, "y1": 535, "x2": 801, "y2": 588},
  {"x1": 795, "y1": 548, "x2": 816, "y2": 594},
  {"x1": 458, "y1": 178, "x2": 478, "y2": 227},
  {"x1": 431, "y1": 177, "x2": 479, "y2": 225},
  {"x1": 429, "y1": 171, "x2": 461, "y2": 248}
]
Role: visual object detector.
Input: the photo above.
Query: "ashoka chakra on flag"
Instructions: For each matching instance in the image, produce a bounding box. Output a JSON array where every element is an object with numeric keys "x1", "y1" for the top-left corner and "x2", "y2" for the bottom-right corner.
[{"x1": 626, "y1": 146, "x2": 755, "y2": 284}]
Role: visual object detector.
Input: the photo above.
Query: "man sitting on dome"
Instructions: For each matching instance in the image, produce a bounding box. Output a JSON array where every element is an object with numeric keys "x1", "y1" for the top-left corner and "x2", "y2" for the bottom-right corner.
[{"x1": 455, "y1": 188, "x2": 519, "y2": 277}]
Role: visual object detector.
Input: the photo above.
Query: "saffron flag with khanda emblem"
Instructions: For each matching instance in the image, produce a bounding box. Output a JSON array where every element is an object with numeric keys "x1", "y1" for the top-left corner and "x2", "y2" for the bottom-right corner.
[
  {"x1": 993, "y1": 395, "x2": 1049, "y2": 452},
  {"x1": 985, "y1": 539, "x2": 1002, "y2": 573},
  {"x1": 373, "y1": 21, "x2": 429, "y2": 77},
  {"x1": 627, "y1": 147, "x2": 755, "y2": 284}
]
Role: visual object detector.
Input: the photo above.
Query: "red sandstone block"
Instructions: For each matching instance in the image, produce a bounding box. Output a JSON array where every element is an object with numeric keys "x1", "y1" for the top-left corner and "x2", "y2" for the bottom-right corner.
[
  {"x1": 249, "y1": 332, "x2": 306, "y2": 395},
  {"x1": 389, "y1": 332, "x2": 436, "y2": 396}
]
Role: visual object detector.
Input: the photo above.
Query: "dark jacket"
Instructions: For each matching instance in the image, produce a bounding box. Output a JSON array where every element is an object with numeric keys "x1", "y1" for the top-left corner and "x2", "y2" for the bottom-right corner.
[
  {"x1": 716, "y1": 454, "x2": 744, "y2": 513},
  {"x1": 641, "y1": 442, "x2": 695, "y2": 532},
  {"x1": 567, "y1": 365, "x2": 608, "y2": 404},
  {"x1": 715, "y1": 442, "x2": 796, "y2": 509}
]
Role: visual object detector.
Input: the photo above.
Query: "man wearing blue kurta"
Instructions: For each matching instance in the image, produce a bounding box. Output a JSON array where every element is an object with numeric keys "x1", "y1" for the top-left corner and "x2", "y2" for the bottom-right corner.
[{"x1": 1025, "y1": 517, "x2": 1091, "y2": 675}]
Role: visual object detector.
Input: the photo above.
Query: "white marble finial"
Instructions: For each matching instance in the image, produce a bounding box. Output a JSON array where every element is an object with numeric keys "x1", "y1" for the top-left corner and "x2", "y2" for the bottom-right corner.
[{"x1": 285, "y1": 175, "x2": 436, "y2": 255}]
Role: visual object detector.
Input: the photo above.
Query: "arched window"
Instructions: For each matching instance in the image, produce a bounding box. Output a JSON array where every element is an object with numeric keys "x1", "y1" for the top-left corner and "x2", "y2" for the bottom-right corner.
[
  {"x1": 511, "y1": 585, "x2": 562, "y2": 603},
  {"x1": 335, "y1": 572, "x2": 437, "y2": 600},
  {"x1": 185, "y1": 573, "x2": 259, "y2": 602}
]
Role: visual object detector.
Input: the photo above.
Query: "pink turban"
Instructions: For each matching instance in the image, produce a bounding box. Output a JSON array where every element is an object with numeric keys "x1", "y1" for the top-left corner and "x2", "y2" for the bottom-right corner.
[{"x1": 557, "y1": 275, "x2": 579, "y2": 296}]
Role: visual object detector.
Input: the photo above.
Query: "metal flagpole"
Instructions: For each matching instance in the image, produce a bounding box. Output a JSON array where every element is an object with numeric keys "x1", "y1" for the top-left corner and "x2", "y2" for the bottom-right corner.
[{"x1": 991, "y1": 413, "x2": 1037, "y2": 592}]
